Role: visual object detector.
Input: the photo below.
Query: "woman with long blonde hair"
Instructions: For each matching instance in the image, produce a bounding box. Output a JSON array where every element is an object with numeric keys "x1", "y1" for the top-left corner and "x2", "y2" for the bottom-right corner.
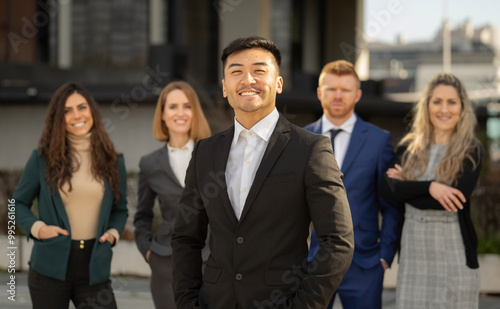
[{"x1": 380, "y1": 73, "x2": 482, "y2": 308}]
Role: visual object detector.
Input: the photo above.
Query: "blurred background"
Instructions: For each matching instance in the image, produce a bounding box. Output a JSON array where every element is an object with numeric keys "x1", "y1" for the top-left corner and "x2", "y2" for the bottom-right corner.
[{"x1": 0, "y1": 0, "x2": 499, "y2": 295}]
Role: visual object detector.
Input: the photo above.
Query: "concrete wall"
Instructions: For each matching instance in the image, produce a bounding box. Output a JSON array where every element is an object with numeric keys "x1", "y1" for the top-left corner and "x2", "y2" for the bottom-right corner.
[
  {"x1": 0, "y1": 104, "x2": 163, "y2": 172},
  {"x1": 218, "y1": 0, "x2": 272, "y2": 82},
  {"x1": 416, "y1": 62, "x2": 498, "y2": 95}
]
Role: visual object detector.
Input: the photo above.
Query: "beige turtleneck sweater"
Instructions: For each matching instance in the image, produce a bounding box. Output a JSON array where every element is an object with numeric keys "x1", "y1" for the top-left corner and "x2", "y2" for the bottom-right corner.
[{"x1": 31, "y1": 133, "x2": 119, "y2": 242}]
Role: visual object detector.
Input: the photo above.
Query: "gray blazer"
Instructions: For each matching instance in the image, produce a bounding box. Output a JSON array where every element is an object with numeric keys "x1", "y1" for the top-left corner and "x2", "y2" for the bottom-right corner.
[{"x1": 134, "y1": 145, "x2": 183, "y2": 258}]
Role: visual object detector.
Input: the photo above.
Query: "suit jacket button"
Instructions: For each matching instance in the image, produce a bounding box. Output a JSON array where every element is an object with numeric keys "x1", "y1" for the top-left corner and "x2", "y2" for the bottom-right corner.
[
  {"x1": 235, "y1": 273, "x2": 243, "y2": 281},
  {"x1": 236, "y1": 236, "x2": 244, "y2": 244}
]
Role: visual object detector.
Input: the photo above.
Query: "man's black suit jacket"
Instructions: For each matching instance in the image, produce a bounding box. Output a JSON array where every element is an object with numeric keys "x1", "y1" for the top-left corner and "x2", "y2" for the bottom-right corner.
[{"x1": 172, "y1": 114, "x2": 354, "y2": 309}]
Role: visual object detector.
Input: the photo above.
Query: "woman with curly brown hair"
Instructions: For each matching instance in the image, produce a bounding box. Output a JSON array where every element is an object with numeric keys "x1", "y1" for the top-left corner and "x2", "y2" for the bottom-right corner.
[
  {"x1": 13, "y1": 82, "x2": 128, "y2": 309},
  {"x1": 380, "y1": 73, "x2": 482, "y2": 308}
]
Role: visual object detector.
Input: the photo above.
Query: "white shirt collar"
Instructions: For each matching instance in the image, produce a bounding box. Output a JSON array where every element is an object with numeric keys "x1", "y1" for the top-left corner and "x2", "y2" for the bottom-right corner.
[
  {"x1": 321, "y1": 113, "x2": 357, "y2": 135},
  {"x1": 233, "y1": 108, "x2": 279, "y2": 144},
  {"x1": 167, "y1": 139, "x2": 195, "y2": 152}
]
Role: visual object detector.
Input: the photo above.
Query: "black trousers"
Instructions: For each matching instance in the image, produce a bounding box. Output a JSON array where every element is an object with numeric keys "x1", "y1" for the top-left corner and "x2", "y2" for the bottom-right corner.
[{"x1": 28, "y1": 239, "x2": 117, "y2": 309}]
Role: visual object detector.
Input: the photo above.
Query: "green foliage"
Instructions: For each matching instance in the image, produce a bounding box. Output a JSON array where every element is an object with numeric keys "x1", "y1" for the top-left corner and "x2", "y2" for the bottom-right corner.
[
  {"x1": 470, "y1": 152, "x2": 500, "y2": 254},
  {"x1": 477, "y1": 234, "x2": 500, "y2": 254},
  {"x1": 0, "y1": 170, "x2": 22, "y2": 235}
]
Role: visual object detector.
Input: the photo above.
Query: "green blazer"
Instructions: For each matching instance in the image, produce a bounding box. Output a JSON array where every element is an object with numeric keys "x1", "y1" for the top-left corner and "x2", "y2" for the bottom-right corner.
[{"x1": 13, "y1": 149, "x2": 128, "y2": 285}]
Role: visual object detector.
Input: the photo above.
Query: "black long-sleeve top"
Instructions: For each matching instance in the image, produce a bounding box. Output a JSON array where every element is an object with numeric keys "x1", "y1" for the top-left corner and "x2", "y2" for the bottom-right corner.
[{"x1": 379, "y1": 145, "x2": 483, "y2": 268}]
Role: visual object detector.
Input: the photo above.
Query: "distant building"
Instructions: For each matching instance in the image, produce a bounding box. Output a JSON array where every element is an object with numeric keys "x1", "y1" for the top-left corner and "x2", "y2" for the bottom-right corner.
[
  {"x1": 366, "y1": 19, "x2": 500, "y2": 162},
  {"x1": 367, "y1": 19, "x2": 500, "y2": 99}
]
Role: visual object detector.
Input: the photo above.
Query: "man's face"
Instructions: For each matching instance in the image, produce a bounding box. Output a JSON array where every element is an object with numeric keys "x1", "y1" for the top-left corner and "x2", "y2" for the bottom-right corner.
[
  {"x1": 317, "y1": 73, "x2": 362, "y2": 125},
  {"x1": 222, "y1": 48, "x2": 283, "y2": 124}
]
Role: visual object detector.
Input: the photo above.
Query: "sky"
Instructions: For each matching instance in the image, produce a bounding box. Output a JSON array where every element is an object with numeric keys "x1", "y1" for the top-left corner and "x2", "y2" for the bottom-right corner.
[{"x1": 364, "y1": 0, "x2": 500, "y2": 44}]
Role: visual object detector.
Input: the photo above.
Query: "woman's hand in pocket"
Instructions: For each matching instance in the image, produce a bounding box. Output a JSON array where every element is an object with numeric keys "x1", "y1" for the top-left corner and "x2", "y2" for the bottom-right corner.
[
  {"x1": 99, "y1": 232, "x2": 116, "y2": 245},
  {"x1": 38, "y1": 225, "x2": 69, "y2": 239}
]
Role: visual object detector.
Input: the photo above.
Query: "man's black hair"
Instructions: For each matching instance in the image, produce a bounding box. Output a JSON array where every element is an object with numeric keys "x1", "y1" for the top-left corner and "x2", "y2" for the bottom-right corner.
[{"x1": 221, "y1": 36, "x2": 281, "y2": 75}]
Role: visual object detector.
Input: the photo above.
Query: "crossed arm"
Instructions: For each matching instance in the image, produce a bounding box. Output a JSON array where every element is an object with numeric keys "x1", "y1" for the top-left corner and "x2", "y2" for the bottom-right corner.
[{"x1": 380, "y1": 145, "x2": 482, "y2": 212}]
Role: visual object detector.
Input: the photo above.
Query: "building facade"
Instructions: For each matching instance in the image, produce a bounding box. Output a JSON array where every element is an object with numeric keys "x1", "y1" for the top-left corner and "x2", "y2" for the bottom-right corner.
[{"x1": 1, "y1": 0, "x2": 368, "y2": 170}]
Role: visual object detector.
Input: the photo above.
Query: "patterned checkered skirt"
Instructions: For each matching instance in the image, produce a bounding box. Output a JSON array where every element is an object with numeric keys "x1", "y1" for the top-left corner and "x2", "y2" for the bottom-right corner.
[{"x1": 396, "y1": 204, "x2": 480, "y2": 309}]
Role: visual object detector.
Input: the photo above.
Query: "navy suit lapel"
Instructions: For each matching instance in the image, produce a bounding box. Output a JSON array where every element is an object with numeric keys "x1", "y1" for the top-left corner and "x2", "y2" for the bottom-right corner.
[
  {"x1": 215, "y1": 127, "x2": 239, "y2": 226},
  {"x1": 239, "y1": 115, "x2": 290, "y2": 222},
  {"x1": 310, "y1": 119, "x2": 322, "y2": 134},
  {"x1": 158, "y1": 145, "x2": 182, "y2": 187},
  {"x1": 341, "y1": 117, "x2": 367, "y2": 173}
]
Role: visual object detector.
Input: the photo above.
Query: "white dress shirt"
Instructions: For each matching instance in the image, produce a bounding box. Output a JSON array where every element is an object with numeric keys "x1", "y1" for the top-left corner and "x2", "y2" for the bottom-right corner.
[
  {"x1": 167, "y1": 139, "x2": 194, "y2": 187},
  {"x1": 321, "y1": 113, "x2": 357, "y2": 169},
  {"x1": 225, "y1": 108, "x2": 279, "y2": 220}
]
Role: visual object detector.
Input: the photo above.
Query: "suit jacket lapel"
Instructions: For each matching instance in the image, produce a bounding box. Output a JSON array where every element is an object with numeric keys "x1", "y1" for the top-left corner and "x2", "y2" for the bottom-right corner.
[
  {"x1": 239, "y1": 115, "x2": 290, "y2": 222},
  {"x1": 215, "y1": 127, "x2": 239, "y2": 226},
  {"x1": 158, "y1": 145, "x2": 182, "y2": 187},
  {"x1": 52, "y1": 192, "x2": 71, "y2": 231},
  {"x1": 97, "y1": 178, "x2": 113, "y2": 234},
  {"x1": 341, "y1": 117, "x2": 367, "y2": 173},
  {"x1": 310, "y1": 119, "x2": 322, "y2": 134}
]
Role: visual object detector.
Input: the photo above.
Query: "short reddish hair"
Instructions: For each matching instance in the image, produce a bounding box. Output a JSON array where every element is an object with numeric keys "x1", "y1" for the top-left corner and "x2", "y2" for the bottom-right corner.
[{"x1": 318, "y1": 60, "x2": 360, "y2": 88}]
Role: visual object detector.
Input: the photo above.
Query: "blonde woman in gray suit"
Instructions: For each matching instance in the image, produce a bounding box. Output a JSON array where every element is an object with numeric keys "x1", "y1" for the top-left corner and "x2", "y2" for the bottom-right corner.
[{"x1": 134, "y1": 81, "x2": 211, "y2": 308}]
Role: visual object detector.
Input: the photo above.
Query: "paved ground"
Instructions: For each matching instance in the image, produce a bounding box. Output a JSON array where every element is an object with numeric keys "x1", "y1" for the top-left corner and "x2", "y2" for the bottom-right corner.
[{"x1": 1, "y1": 272, "x2": 499, "y2": 308}]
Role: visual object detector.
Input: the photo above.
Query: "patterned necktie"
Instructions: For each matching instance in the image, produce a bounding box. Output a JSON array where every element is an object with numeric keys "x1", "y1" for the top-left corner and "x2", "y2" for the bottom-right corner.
[{"x1": 330, "y1": 129, "x2": 342, "y2": 155}]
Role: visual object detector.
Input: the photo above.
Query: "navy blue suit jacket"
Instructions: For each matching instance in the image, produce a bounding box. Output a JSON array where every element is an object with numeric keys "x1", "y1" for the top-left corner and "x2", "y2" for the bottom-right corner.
[{"x1": 306, "y1": 115, "x2": 400, "y2": 269}]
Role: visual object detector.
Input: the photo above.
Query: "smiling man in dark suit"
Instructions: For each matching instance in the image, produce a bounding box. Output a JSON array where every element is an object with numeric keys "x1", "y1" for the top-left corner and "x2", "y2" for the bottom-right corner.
[
  {"x1": 306, "y1": 60, "x2": 400, "y2": 309},
  {"x1": 171, "y1": 36, "x2": 354, "y2": 309}
]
